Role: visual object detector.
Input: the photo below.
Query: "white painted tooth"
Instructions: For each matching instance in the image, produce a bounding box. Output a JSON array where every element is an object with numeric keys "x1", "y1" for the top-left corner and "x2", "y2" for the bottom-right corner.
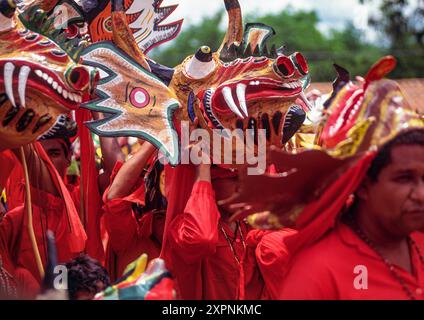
[
  {"x1": 47, "y1": 77, "x2": 53, "y2": 85},
  {"x1": 250, "y1": 81, "x2": 255, "y2": 86},
  {"x1": 69, "y1": 94, "x2": 75, "y2": 102},
  {"x1": 75, "y1": 95, "x2": 82, "y2": 103},
  {"x1": 223, "y1": 86, "x2": 244, "y2": 119},
  {"x1": 18, "y1": 66, "x2": 31, "y2": 108},
  {"x1": 255, "y1": 81, "x2": 260, "y2": 86},
  {"x1": 300, "y1": 92, "x2": 313, "y2": 111},
  {"x1": 236, "y1": 84, "x2": 248, "y2": 117},
  {"x1": 35, "y1": 70, "x2": 42, "y2": 77},
  {"x1": 57, "y1": 86, "x2": 63, "y2": 94},
  {"x1": 52, "y1": 81, "x2": 58, "y2": 90},
  {"x1": 4, "y1": 62, "x2": 16, "y2": 107},
  {"x1": 63, "y1": 90, "x2": 68, "y2": 99},
  {"x1": 42, "y1": 73, "x2": 48, "y2": 80}
]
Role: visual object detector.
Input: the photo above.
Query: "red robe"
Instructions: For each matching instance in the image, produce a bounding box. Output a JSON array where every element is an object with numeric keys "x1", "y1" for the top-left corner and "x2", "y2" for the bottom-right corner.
[
  {"x1": 167, "y1": 180, "x2": 248, "y2": 300},
  {"x1": 0, "y1": 186, "x2": 83, "y2": 297},
  {"x1": 0, "y1": 144, "x2": 86, "y2": 297},
  {"x1": 244, "y1": 228, "x2": 297, "y2": 299},
  {"x1": 103, "y1": 162, "x2": 161, "y2": 282},
  {"x1": 279, "y1": 224, "x2": 424, "y2": 300}
]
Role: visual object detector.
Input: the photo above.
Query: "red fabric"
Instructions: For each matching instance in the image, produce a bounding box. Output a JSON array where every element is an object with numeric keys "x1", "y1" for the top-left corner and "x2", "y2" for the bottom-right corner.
[
  {"x1": 161, "y1": 164, "x2": 197, "y2": 263},
  {"x1": 283, "y1": 152, "x2": 376, "y2": 257},
  {"x1": 244, "y1": 228, "x2": 297, "y2": 300},
  {"x1": 32, "y1": 143, "x2": 86, "y2": 253},
  {"x1": 0, "y1": 186, "x2": 83, "y2": 297},
  {"x1": 2, "y1": 144, "x2": 86, "y2": 255},
  {"x1": 0, "y1": 150, "x2": 18, "y2": 191},
  {"x1": 279, "y1": 223, "x2": 424, "y2": 299},
  {"x1": 145, "y1": 278, "x2": 175, "y2": 300},
  {"x1": 103, "y1": 161, "x2": 161, "y2": 281},
  {"x1": 167, "y1": 179, "x2": 248, "y2": 300},
  {"x1": 5, "y1": 166, "x2": 25, "y2": 212},
  {"x1": 76, "y1": 109, "x2": 105, "y2": 263}
]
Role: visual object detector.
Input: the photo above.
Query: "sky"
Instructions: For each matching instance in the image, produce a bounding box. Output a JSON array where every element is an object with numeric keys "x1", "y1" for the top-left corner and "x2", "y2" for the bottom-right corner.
[{"x1": 162, "y1": 0, "x2": 381, "y2": 40}]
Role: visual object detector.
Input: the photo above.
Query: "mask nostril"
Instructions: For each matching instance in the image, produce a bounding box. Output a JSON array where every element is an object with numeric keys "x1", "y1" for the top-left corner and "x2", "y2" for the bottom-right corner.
[
  {"x1": 66, "y1": 66, "x2": 90, "y2": 91},
  {"x1": 292, "y1": 52, "x2": 309, "y2": 75},
  {"x1": 274, "y1": 55, "x2": 295, "y2": 78}
]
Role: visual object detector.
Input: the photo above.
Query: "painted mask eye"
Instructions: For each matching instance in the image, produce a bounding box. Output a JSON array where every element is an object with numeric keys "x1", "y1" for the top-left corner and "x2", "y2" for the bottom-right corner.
[
  {"x1": 65, "y1": 24, "x2": 79, "y2": 39},
  {"x1": 273, "y1": 55, "x2": 295, "y2": 78},
  {"x1": 292, "y1": 52, "x2": 309, "y2": 75},
  {"x1": 130, "y1": 88, "x2": 150, "y2": 108},
  {"x1": 103, "y1": 17, "x2": 113, "y2": 33}
]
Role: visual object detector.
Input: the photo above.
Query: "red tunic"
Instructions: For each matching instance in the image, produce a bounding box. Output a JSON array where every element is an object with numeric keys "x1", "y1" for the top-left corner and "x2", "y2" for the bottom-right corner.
[
  {"x1": 279, "y1": 222, "x2": 424, "y2": 300},
  {"x1": 244, "y1": 229, "x2": 297, "y2": 299},
  {"x1": 0, "y1": 186, "x2": 83, "y2": 297},
  {"x1": 103, "y1": 162, "x2": 161, "y2": 281},
  {"x1": 3, "y1": 143, "x2": 103, "y2": 263},
  {"x1": 167, "y1": 181, "x2": 248, "y2": 300}
]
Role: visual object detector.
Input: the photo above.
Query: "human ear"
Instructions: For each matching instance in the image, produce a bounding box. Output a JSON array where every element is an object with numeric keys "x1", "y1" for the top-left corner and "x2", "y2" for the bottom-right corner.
[{"x1": 356, "y1": 177, "x2": 372, "y2": 201}]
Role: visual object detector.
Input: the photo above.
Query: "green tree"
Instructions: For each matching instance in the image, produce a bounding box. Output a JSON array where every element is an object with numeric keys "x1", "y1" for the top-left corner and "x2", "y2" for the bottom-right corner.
[
  {"x1": 359, "y1": 0, "x2": 424, "y2": 78},
  {"x1": 150, "y1": 7, "x2": 409, "y2": 82}
]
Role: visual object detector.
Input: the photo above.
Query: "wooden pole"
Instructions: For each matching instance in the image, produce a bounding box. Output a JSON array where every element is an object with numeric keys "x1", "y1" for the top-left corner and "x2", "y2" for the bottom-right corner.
[{"x1": 19, "y1": 147, "x2": 44, "y2": 279}]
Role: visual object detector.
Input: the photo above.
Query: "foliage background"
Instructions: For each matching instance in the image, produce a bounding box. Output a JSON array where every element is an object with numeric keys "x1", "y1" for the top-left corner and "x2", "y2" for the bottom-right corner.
[{"x1": 150, "y1": 0, "x2": 424, "y2": 82}]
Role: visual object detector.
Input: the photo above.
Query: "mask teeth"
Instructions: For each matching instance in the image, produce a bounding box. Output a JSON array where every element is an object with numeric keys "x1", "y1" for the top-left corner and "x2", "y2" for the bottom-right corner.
[{"x1": 37, "y1": 114, "x2": 67, "y2": 140}]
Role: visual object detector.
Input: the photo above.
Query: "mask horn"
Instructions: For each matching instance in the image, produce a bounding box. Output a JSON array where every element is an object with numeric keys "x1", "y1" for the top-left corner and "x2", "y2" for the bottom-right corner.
[
  {"x1": 111, "y1": 0, "x2": 151, "y2": 71},
  {"x1": 217, "y1": 0, "x2": 243, "y2": 55}
]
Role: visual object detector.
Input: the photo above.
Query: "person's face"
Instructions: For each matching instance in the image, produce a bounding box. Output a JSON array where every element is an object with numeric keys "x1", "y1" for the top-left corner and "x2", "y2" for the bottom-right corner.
[
  {"x1": 40, "y1": 139, "x2": 71, "y2": 178},
  {"x1": 359, "y1": 145, "x2": 424, "y2": 237}
]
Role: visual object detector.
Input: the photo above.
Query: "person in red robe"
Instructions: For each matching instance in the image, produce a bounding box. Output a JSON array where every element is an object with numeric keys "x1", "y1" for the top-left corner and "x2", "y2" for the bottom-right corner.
[
  {"x1": 163, "y1": 159, "x2": 252, "y2": 300},
  {"x1": 0, "y1": 141, "x2": 87, "y2": 298},
  {"x1": 279, "y1": 129, "x2": 424, "y2": 300},
  {"x1": 103, "y1": 142, "x2": 165, "y2": 281}
]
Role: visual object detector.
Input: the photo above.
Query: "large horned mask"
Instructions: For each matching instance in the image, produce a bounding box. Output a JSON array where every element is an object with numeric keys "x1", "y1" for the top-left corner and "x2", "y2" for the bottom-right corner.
[
  {"x1": 0, "y1": 0, "x2": 97, "y2": 150},
  {"x1": 79, "y1": 0, "x2": 311, "y2": 166}
]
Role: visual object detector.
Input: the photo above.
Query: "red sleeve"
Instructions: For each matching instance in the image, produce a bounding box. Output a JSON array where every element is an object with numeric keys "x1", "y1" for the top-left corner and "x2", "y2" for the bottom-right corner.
[
  {"x1": 168, "y1": 181, "x2": 221, "y2": 264},
  {"x1": 255, "y1": 229, "x2": 296, "y2": 299},
  {"x1": 0, "y1": 206, "x2": 24, "y2": 264},
  {"x1": 103, "y1": 199, "x2": 138, "y2": 254},
  {"x1": 102, "y1": 161, "x2": 146, "y2": 254}
]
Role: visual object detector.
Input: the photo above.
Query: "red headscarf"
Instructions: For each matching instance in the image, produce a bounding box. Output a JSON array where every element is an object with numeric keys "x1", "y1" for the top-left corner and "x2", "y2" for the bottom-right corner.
[
  {"x1": 283, "y1": 151, "x2": 377, "y2": 259},
  {"x1": 33, "y1": 142, "x2": 87, "y2": 254}
]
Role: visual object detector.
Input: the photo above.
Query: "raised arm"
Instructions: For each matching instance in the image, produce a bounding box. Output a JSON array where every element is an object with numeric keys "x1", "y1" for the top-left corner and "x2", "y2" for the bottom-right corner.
[
  {"x1": 106, "y1": 141, "x2": 156, "y2": 201},
  {"x1": 168, "y1": 164, "x2": 222, "y2": 263},
  {"x1": 91, "y1": 112, "x2": 126, "y2": 195}
]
